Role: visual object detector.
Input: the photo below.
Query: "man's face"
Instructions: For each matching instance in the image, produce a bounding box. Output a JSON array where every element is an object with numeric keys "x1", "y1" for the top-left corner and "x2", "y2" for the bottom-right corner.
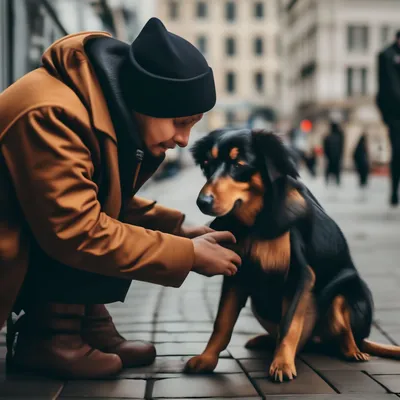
[{"x1": 134, "y1": 112, "x2": 203, "y2": 157}]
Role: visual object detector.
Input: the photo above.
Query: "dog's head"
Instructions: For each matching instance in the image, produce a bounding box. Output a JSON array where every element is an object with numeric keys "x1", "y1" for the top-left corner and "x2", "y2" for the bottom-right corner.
[{"x1": 191, "y1": 128, "x2": 300, "y2": 226}]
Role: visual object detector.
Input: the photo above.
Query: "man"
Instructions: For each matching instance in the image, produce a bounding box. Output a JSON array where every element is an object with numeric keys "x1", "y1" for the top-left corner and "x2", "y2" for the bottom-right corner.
[
  {"x1": 0, "y1": 18, "x2": 241, "y2": 379},
  {"x1": 377, "y1": 30, "x2": 400, "y2": 207}
]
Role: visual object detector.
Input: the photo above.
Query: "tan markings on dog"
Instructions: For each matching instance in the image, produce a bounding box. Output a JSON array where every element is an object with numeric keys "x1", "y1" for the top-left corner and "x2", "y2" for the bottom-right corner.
[
  {"x1": 287, "y1": 189, "x2": 306, "y2": 206},
  {"x1": 327, "y1": 295, "x2": 370, "y2": 361},
  {"x1": 201, "y1": 176, "x2": 249, "y2": 216},
  {"x1": 211, "y1": 146, "x2": 218, "y2": 159},
  {"x1": 270, "y1": 266, "x2": 316, "y2": 381},
  {"x1": 233, "y1": 173, "x2": 264, "y2": 225},
  {"x1": 238, "y1": 160, "x2": 247, "y2": 166},
  {"x1": 229, "y1": 147, "x2": 239, "y2": 160},
  {"x1": 248, "y1": 231, "x2": 291, "y2": 273}
]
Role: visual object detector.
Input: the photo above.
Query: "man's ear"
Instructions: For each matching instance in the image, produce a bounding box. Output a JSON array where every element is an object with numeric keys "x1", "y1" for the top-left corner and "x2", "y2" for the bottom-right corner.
[
  {"x1": 251, "y1": 129, "x2": 299, "y2": 184},
  {"x1": 190, "y1": 129, "x2": 226, "y2": 166}
]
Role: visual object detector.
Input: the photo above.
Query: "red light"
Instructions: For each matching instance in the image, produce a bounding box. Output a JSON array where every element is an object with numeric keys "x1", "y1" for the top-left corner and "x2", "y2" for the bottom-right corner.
[{"x1": 300, "y1": 119, "x2": 312, "y2": 132}]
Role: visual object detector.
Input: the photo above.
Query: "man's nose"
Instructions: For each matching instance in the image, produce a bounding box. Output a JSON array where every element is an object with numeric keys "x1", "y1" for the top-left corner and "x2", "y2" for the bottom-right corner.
[
  {"x1": 174, "y1": 131, "x2": 190, "y2": 147},
  {"x1": 197, "y1": 194, "x2": 214, "y2": 213}
]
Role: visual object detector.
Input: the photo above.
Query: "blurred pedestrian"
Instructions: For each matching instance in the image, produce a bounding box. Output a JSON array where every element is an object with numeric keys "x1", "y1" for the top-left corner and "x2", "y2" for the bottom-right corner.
[
  {"x1": 353, "y1": 133, "x2": 370, "y2": 200},
  {"x1": 0, "y1": 18, "x2": 241, "y2": 379},
  {"x1": 376, "y1": 30, "x2": 400, "y2": 207},
  {"x1": 323, "y1": 121, "x2": 345, "y2": 186}
]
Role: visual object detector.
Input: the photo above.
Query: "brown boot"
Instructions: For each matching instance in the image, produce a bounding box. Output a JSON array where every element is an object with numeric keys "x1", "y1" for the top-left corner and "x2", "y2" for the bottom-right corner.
[
  {"x1": 82, "y1": 304, "x2": 156, "y2": 368},
  {"x1": 11, "y1": 304, "x2": 122, "y2": 379}
]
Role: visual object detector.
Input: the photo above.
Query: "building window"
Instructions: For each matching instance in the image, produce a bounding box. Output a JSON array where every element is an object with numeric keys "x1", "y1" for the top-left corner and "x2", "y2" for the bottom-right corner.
[
  {"x1": 226, "y1": 72, "x2": 236, "y2": 93},
  {"x1": 346, "y1": 67, "x2": 368, "y2": 97},
  {"x1": 254, "y1": 71, "x2": 264, "y2": 93},
  {"x1": 225, "y1": 37, "x2": 236, "y2": 56},
  {"x1": 381, "y1": 25, "x2": 391, "y2": 45},
  {"x1": 347, "y1": 25, "x2": 369, "y2": 52},
  {"x1": 254, "y1": 37, "x2": 264, "y2": 55},
  {"x1": 254, "y1": 2, "x2": 264, "y2": 19},
  {"x1": 225, "y1": 1, "x2": 236, "y2": 22},
  {"x1": 197, "y1": 35, "x2": 207, "y2": 54},
  {"x1": 169, "y1": 1, "x2": 179, "y2": 20},
  {"x1": 361, "y1": 67, "x2": 368, "y2": 95},
  {"x1": 226, "y1": 110, "x2": 236, "y2": 125},
  {"x1": 196, "y1": 1, "x2": 207, "y2": 18}
]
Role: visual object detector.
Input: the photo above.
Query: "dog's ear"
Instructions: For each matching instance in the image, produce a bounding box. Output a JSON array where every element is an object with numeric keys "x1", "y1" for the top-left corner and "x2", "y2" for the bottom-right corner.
[
  {"x1": 251, "y1": 129, "x2": 299, "y2": 184},
  {"x1": 190, "y1": 129, "x2": 225, "y2": 166}
]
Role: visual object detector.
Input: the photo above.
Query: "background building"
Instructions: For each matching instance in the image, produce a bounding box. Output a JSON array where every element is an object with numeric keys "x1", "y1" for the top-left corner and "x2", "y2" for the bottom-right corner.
[
  {"x1": 278, "y1": 0, "x2": 400, "y2": 166},
  {"x1": 155, "y1": 0, "x2": 281, "y2": 131},
  {"x1": 0, "y1": 0, "x2": 155, "y2": 91}
]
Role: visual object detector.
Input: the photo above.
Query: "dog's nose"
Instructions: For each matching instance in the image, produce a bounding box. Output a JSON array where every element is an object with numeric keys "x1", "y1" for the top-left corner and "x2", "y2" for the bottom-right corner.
[{"x1": 197, "y1": 194, "x2": 214, "y2": 213}]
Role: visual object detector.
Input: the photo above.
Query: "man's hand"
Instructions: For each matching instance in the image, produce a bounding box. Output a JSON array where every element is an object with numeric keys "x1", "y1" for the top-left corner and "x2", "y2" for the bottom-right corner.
[
  {"x1": 179, "y1": 225, "x2": 214, "y2": 238},
  {"x1": 191, "y1": 231, "x2": 241, "y2": 277}
]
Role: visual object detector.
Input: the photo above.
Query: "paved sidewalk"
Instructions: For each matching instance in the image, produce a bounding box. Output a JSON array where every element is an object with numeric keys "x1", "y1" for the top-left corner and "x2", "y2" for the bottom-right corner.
[{"x1": 1, "y1": 167, "x2": 400, "y2": 399}]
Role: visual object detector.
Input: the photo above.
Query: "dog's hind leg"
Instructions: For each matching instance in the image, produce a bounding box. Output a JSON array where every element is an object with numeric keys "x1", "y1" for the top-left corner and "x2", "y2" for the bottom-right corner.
[{"x1": 327, "y1": 295, "x2": 370, "y2": 362}]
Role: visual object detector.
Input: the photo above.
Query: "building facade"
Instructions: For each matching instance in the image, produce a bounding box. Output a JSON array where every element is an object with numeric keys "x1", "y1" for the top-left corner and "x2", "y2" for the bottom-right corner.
[
  {"x1": 0, "y1": 0, "x2": 154, "y2": 92},
  {"x1": 279, "y1": 0, "x2": 400, "y2": 166},
  {"x1": 155, "y1": 0, "x2": 281, "y2": 131}
]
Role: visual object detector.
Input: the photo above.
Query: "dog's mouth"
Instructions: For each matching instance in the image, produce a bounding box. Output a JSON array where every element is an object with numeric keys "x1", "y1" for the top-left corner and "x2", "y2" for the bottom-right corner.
[{"x1": 232, "y1": 199, "x2": 243, "y2": 212}]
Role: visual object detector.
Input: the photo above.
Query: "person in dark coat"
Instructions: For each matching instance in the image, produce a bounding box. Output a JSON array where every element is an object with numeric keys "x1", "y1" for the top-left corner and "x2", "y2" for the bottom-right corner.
[
  {"x1": 323, "y1": 121, "x2": 345, "y2": 186},
  {"x1": 376, "y1": 30, "x2": 400, "y2": 207},
  {"x1": 353, "y1": 133, "x2": 370, "y2": 200}
]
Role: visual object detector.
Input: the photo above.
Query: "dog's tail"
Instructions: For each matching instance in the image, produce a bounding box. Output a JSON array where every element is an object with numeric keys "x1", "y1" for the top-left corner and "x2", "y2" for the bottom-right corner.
[{"x1": 361, "y1": 339, "x2": 400, "y2": 359}]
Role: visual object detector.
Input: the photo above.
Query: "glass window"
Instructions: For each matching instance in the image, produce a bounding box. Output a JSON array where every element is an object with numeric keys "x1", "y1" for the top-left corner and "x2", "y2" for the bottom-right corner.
[
  {"x1": 226, "y1": 72, "x2": 236, "y2": 93},
  {"x1": 169, "y1": 1, "x2": 179, "y2": 20},
  {"x1": 226, "y1": 37, "x2": 236, "y2": 56},
  {"x1": 226, "y1": 1, "x2": 236, "y2": 22},
  {"x1": 196, "y1": 1, "x2": 207, "y2": 18},
  {"x1": 347, "y1": 25, "x2": 369, "y2": 52},
  {"x1": 226, "y1": 110, "x2": 236, "y2": 125},
  {"x1": 254, "y1": 37, "x2": 264, "y2": 55},
  {"x1": 197, "y1": 36, "x2": 207, "y2": 54},
  {"x1": 254, "y1": 2, "x2": 264, "y2": 18},
  {"x1": 255, "y1": 71, "x2": 264, "y2": 93}
]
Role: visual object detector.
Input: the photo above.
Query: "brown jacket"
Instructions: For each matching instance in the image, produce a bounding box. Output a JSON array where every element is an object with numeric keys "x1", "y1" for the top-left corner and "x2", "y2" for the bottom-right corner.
[{"x1": 0, "y1": 32, "x2": 194, "y2": 329}]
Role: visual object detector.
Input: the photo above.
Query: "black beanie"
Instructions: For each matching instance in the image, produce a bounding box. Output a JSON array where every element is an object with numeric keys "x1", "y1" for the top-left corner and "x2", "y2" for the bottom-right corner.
[{"x1": 122, "y1": 17, "x2": 216, "y2": 118}]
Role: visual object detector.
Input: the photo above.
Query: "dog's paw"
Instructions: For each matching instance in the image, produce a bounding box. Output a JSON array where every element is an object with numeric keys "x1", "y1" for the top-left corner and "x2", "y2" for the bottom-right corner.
[
  {"x1": 184, "y1": 354, "x2": 218, "y2": 374},
  {"x1": 344, "y1": 351, "x2": 370, "y2": 362},
  {"x1": 268, "y1": 358, "x2": 297, "y2": 382}
]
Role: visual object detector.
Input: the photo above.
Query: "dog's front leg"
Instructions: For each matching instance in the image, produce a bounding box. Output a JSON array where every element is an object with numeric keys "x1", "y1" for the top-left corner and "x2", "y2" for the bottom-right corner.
[
  {"x1": 270, "y1": 233, "x2": 315, "y2": 382},
  {"x1": 184, "y1": 277, "x2": 249, "y2": 373}
]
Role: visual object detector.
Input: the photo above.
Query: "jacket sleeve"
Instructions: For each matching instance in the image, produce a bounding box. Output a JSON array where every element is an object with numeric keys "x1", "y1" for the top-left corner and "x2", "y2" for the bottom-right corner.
[
  {"x1": 379, "y1": 51, "x2": 400, "y2": 103},
  {"x1": 1, "y1": 107, "x2": 194, "y2": 288},
  {"x1": 123, "y1": 196, "x2": 185, "y2": 235}
]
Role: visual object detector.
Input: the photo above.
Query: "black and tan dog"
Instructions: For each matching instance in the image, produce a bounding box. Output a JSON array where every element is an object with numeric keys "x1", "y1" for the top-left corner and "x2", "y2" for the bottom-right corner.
[{"x1": 184, "y1": 128, "x2": 400, "y2": 382}]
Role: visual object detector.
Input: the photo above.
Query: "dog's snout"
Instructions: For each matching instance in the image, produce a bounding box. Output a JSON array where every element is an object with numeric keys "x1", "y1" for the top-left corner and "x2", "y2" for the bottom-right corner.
[{"x1": 197, "y1": 194, "x2": 214, "y2": 213}]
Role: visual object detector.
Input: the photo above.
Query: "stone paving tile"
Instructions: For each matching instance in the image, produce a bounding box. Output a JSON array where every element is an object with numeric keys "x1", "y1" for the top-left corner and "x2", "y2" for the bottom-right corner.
[
  {"x1": 152, "y1": 374, "x2": 259, "y2": 398},
  {"x1": 263, "y1": 395, "x2": 398, "y2": 400},
  {"x1": 253, "y1": 372, "x2": 335, "y2": 395},
  {"x1": 155, "y1": 342, "x2": 230, "y2": 357},
  {"x1": 59, "y1": 380, "x2": 146, "y2": 398},
  {"x1": 240, "y1": 357, "x2": 313, "y2": 375},
  {"x1": 372, "y1": 375, "x2": 400, "y2": 393},
  {"x1": 299, "y1": 353, "x2": 362, "y2": 371},
  {"x1": 123, "y1": 332, "x2": 153, "y2": 342},
  {"x1": 320, "y1": 370, "x2": 387, "y2": 393},
  {"x1": 118, "y1": 357, "x2": 242, "y2": 378},
  {"x1": 153, "y1": 332, "x2": 212, "y2": 343},
  {"x1": 0, "y1": 376, "x2": 63, "y2": 398},
  {"x1": 300, "y1": 353, "x2": 400, "y2": 374},
  {"x1": 154, "y1": 322, "x2": 213, "y2": 333},
  {"x1": 227, "y1": 346, "x2": 274, "y2": 359},
  {"x1": 116, "y1": 323, "x2": 154, "y2": 333}
]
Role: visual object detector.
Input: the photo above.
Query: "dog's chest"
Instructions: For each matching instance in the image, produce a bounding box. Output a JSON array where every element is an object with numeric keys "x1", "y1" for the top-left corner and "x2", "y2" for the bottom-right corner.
[{"x1": 240, "y1": 231, "x2": 291, "y2": 274}]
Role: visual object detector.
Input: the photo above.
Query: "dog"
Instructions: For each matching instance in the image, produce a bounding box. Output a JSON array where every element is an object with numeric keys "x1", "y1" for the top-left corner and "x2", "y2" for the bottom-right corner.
[{"x1": 184, "y1": 128, "x2": 400, "y2": 382}]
